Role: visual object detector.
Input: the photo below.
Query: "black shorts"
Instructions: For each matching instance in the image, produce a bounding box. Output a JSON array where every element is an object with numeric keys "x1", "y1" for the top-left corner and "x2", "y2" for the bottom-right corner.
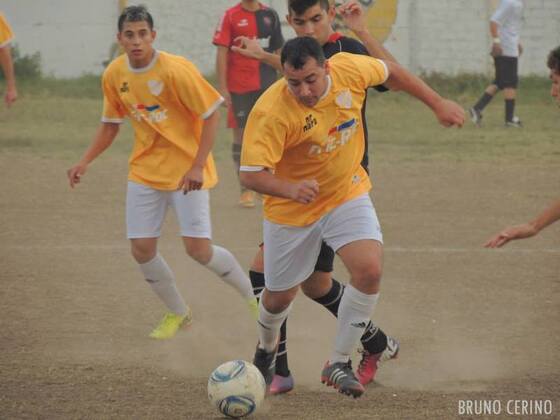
[
  {"x1": 493, "y1": 56, "x2": 518, "y2": 89},
  {"x1": 314, "y1": 241, "x2": 335, "y2": 273},
  {"x1": 230, "y1": 90, "x2": 266, "y2": 128}
]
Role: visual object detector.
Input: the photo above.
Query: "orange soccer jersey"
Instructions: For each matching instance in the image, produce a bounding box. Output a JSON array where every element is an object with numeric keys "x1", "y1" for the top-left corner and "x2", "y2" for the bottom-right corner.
[
  {"x1": 241, "y1": 53, "x2": 388, "y2": 226},
  {"x1": 0, "y1": 12, "x2": 14, "y2": 48},
  {"x1": 102, "y1": 51, "x2": 224, "y2": 190}
]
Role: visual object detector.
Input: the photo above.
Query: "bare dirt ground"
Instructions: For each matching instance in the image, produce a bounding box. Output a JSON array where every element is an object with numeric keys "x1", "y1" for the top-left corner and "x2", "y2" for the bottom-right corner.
[{"x1": 1, "y1": 152, "x2": 558, "y2": 419}]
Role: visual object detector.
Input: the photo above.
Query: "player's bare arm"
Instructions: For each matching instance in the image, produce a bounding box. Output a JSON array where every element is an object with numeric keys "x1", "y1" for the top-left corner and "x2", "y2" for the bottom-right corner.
[
  {"x1": 484, "y1": 199, "x2": 560, "y2": 248},
  {"x1": 178, "y1": 110, "x2": 220, "y2": 194},
  {"x1": 215, "y1": 45, "x2": 231, "y2": 107},
  {"x1": 337, "y1": 0, "x2": 398, "y2": 63},
  {"x1": 0, "y1": 46, "x2": 17, "y2": 107},
  {"x1": 67, "y1": 122, "x2": 120, "y2": 188},
  {"x1": 240, "y1": 169, "x2": 319, "y2": 204},
  {"x1": 231, "y1": 36, "x2": 282, "y2": 71},
  {"x1": 384, "y1": 60, "x2": 465, "y2": 127}
]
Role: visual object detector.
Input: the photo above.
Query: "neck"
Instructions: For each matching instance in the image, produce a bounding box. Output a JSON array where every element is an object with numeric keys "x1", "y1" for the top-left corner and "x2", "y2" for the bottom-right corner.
[
  {"x1": 241, "y1": 0, "x2": 260, "y2": 12},
  {"x1": 129, "y1": 48, "x2": 155, "y2": 69}
]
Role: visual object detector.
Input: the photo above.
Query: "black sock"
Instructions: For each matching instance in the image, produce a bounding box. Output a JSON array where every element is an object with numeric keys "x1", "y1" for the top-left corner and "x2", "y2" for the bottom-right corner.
[
  {"x1": 312, "y1": 278, "x2": 344, "y2": 317},
  {"x1": 249, "y1": 270, "x2": 290, "y2": 376},
  {"x1": 474, "y1": 92, "x2": 494, "y2": 112},
  {"x1": 361, "y1": 323, "x2": 388, "y2": 354},
  {"x1": 249, "y1": 270, "x2": 265, "y2": 298},
  {"x1": 505, "y1": 99, "x2": 515, "y2": 122},
  {"x1": 275, "y1": 319, "x2": 290, "y2": 377},
  {"x1": 232, "y1": 143, "x2": 243, "y2": 191}
]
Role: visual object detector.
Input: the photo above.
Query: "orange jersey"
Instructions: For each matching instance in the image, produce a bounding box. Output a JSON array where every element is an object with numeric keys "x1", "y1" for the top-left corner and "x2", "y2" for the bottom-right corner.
[
  {"x1": 102, "y1": 51, "x2": 223, "y2": 190},
  {"x1": 0, "y1": 12, "x2": 14, "y2": 48},
  {"x1": 241, "y1": 53, "x2": 388, "y2": 226}
]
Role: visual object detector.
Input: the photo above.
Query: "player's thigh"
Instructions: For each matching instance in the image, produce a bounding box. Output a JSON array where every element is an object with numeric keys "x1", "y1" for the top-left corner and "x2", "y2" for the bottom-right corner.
[
  {"x1": 230, "y1": 90, "x2": 262, "y2": 129},
  {"x1": 263, "y1": 219, "x2": 323, "y2": 292},
  {"x1": 250, "y1": 244, "x2": 265, "y2": 272},
  {"x1": 126, "y1": 181, "x2": 168, "y2": 239},
  {"x1": 301, "y1": 270, "x2": 333, "y2": 299},
  {"x1": 170, "y1": 189, "x2": 212, "y2": 239}
]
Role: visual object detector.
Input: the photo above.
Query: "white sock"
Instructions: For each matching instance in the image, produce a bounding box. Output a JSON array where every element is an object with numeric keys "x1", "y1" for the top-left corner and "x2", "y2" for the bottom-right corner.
[
  {"x1": 258, "y1": 299, "x2": 292, "y2": 353},
  {"x1": 331, "y1": 285, "x2": 379, "y2": 364},
  {"x1": 139, "y1": 254, "x2": 188, "y2": 315},
  {"x1": 206, "y1": 245, "x2": 253, "y2": 299}
]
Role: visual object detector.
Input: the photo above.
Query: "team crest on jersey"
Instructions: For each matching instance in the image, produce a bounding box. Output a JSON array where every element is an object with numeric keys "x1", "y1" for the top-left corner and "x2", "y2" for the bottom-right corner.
[
  {"x1": 303, "y1": 114, "x2": 317, "y2": 132},
  {"x1": 147, "y1": 79, "x2": 164, "y2": 96},
  {"x1": 335, "y1": 90, "x2": 352, "y2": 109}
]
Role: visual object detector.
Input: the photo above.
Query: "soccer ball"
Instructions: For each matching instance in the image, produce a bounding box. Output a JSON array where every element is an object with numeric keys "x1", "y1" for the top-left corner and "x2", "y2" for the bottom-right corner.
[{"x1": 208, "y1": 360, "x2": 266, "y2": 418}]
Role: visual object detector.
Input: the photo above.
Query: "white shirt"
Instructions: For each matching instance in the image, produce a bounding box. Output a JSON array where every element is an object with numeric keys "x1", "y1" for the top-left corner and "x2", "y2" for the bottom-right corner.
[{"x1": 491, "y1": 0, "x2": 523, "y2": 57}]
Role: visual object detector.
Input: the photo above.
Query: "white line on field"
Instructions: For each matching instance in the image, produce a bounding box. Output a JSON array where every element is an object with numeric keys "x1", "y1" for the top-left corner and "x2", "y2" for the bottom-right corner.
[{"x1": 3, "y1": 244, "x2": 560, "y2": 254}]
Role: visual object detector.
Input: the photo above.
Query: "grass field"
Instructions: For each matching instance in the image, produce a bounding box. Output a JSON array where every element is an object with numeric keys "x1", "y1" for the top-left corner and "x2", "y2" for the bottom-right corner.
[{"x1": 0, "y1": 76, "x2": 558, "y2": 419}]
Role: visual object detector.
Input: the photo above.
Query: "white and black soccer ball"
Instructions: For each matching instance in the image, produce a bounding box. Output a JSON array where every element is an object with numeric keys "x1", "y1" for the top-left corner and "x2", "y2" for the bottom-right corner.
[{"x1": 208, "y1": 360, "x2": 266, "y2": 418}]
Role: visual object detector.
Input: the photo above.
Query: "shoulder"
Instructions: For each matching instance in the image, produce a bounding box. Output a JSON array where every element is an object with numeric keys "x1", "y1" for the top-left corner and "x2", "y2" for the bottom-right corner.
[
  {"x1": 337, "y1": 36, "x2": 369, "y2": 55},
  {"x1": 260, "y1": 5, "x2": 281, "y2": 18},
  {"x1": 103, "y1": 55, "x2": 127, "y2": 79},
  {"x1": 253, "y1": 81, "x2": 295, "y2": 123}
]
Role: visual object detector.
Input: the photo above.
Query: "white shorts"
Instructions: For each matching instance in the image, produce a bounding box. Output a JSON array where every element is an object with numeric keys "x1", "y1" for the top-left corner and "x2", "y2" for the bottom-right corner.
[
  {"x1": 263, "y1": 193, "x2": 382, "y2": 292},
  {"x1": 126, "y1": 181, "x2": 212, "y2": 239}
]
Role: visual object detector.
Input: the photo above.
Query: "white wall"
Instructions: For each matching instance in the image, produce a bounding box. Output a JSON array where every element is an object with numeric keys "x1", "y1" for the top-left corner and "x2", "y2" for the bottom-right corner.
[{"x1": 2, "y1": 0, "x2": 559, "y2": 78}]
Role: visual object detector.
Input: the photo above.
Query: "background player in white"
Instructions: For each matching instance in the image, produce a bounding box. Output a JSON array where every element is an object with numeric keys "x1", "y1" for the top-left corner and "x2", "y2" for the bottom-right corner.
[
  {"x1": 66, "y1": 5, "x2": 257, "y2": 340},
  {"x1": 469, "y1": 0, "x2": 524, "y2": 127}
]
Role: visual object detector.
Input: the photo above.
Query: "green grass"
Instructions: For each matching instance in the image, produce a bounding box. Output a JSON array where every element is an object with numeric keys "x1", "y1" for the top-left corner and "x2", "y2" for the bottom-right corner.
[{"x1": 0, "y1": 75, "x2": 558, "y2": 163}]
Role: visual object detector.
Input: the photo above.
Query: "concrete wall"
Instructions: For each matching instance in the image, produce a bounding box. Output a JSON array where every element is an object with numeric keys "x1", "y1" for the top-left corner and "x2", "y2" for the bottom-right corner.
[{"x1": 2, "y1": 0, "x2": 559, "y2": 78}]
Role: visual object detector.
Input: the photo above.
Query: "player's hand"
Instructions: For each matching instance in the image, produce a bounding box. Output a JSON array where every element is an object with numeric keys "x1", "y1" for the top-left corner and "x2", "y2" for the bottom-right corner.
[
  {"x1": 337, "y1": 0, "x2": 367, "y2": 33},
  {"x1": 289, "y1": 180, "x2": 319, "y2": 204},
  {"x1": 4, "y1": 85, "x2": 17, "y2": 107},
  {"x1": 179, "y1": 165, "x2": 204, "y2": 194},
  {"x1": 231, "y1": 36, "x2": 265, "y2": 60},
  {"x1": 432, "y1": 99, "x2": 465, "y2": 128},
  {"x1": 67, "y1": 163, "x2": 87, "y2": 188},
  {"x1": 220, "y1": 90, "x2": 232, "y2": 108},
  {"x1": 490, "y1": 43, "x2": 503, "y2": 57},
  {"x1": 484, "y1": 223, "x2": 538, "y2": 248}
]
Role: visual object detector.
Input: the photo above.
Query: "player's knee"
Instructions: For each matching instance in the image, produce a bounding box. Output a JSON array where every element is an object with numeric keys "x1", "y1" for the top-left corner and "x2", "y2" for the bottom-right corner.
[
  {"x1": 130, "y1": 243, "x2": 156, "y2": 264},
  {"x1": 185, "y1": 241, "x2": 212, "y2": 265},
  {"x1": 353, "y1": 264, "x2": 382, "y2": 289}
]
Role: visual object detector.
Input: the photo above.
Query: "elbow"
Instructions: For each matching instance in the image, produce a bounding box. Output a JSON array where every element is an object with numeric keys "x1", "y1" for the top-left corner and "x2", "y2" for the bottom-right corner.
[{"x1": 239, "y1": 171, "x2": 254, "y2": 190}]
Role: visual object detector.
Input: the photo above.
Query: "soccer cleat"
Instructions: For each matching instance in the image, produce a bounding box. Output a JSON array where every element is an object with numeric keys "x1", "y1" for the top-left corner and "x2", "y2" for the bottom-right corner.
[
  {"x1": 149, "y1": 308, "x2": 192, "y2": 340},
  {"x1": 269, "y1": 373, "x2": 294, "y2": 395},
  {"x1": 321, "y1": 360, "x2": 365, "y2": 398},
  {"x1": 239, "y1": 190, "x2": 256, "y2": 208},
  {"x1": 469, "y1": 107, "x2": 482, "y2": 126},
  {"x1": 505, "y1": 116, "x2": 522, "y2": 128},
  {"x1": 356, "y1": 336, "x2": 400, "y2": 385},
  {"x1": 253, "y1": 347, "x2": 277, "y2": 385},
  {"x1": 247, "y1": 297, "x2": 259, "y2": 320}
]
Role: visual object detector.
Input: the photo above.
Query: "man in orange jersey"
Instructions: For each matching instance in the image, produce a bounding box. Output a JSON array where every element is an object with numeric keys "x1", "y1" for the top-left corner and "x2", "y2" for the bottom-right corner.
[
  {"x1": 241, "y1": 37, "x2": 464, "y2": 398},
  {"x1": 67, "y1": 6, "x2": 257, "y2": 340},
  {"x1": 0, "y1": 11, "x2": 17, "y2": 107}
]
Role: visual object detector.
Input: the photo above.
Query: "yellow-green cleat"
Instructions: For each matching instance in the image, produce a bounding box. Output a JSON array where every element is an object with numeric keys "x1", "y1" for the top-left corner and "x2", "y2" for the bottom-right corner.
[
  {"x1": 247, "y1": 297, "x2": 259, "y2": 320},
  {"x1": 149, "y1": 307, "x2": 193, "y2": 340}
]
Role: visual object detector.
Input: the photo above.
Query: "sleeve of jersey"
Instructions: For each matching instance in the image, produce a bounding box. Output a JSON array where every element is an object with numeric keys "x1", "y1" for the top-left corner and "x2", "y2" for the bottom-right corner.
[
  {"x1": 269, "y1": 11, "x2": 285, "y2": 51},
  {"x1": 351, "y1": 55, "x2": 389, "y2": 89},
  {"x1": 240, "y1": 110, "x2": 287, "y2": 172},
  {"x1": 490, "y1": 2, "x2": 508, "y2": 25},
  {"x1": 174, "y1": 60, "x2": 224, "y2": 119},
  {"x1": 0, "y1": 14, "x2": 15, "y2": 48},
  {"x1": 101, "y1": 71, "x2": 126, "y2": 124},
  {"x1": 212, "y1": 11, "x2": 231, "y2": 47}
]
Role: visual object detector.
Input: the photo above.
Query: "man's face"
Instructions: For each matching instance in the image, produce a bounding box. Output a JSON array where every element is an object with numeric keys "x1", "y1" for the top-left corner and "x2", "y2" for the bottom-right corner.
[
  {"x1": 283, "y1": 57, "x2": 329, "y2": 108},
  {"x1": 287, "y1": 4, "x2": 336, "y2": 46},
  {"x1": 117, "y1": 21, "x2": 156, "y2": 65},
  {"x1": 550, "y1": 69, "x2": 559, "y2": 104}
]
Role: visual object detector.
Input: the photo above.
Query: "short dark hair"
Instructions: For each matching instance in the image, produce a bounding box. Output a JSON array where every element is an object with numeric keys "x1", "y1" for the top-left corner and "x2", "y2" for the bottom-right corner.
[
  {"x1": 547, "y1": 46, "x2": 560, "y2": 73},
  {"x1": 118, "y1": 5, "x2": 154, "y2": 32},
  {"x1": 288, "y1": 0, "x2": 330, "y2": 16},
  {"x1": 281, "y1": 37, "x2": 326, "y2": 70}
]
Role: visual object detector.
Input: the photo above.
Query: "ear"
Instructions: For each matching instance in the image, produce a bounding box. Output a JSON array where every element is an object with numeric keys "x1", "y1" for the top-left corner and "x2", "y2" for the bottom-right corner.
[
  {"x1": 327, "y1": 4, "x2": 337, "y2": 23},
  {"x1": 286, "y1": 13, "x2": 292, "y2": 26}
]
